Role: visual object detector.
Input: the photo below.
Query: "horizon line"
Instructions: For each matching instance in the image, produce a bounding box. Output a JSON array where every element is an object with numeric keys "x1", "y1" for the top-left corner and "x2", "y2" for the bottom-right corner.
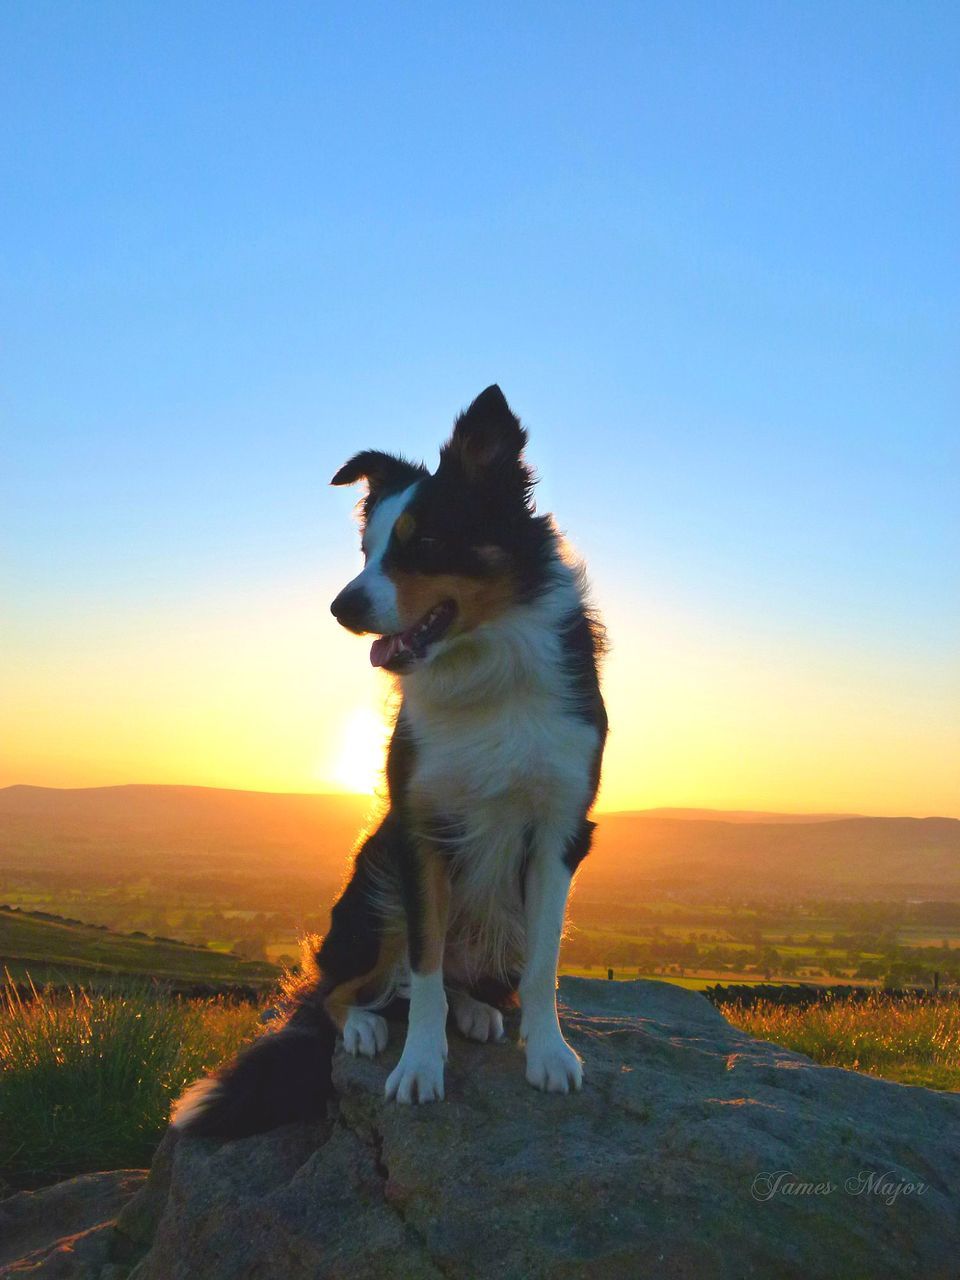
[{"x1": 1, "y1": 780, "x2": 956, "y2": 823}]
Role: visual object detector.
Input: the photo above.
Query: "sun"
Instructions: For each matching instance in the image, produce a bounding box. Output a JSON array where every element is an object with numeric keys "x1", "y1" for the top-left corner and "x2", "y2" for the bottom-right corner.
[{"x1": 327, "y1": 705, "x2": 389, "y2": 795}]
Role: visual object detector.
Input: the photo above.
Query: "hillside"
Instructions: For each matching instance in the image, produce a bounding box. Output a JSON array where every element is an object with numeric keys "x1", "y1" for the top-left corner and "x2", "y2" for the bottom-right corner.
[
  {"x1": 589, "y1": 813, "x2": 960, "y2": 899},
  {"x1": 0, "y1": 784, "x2": 372, "y2": 879},
  {"x1": 625, "y1": 807, "x2": 863, "y2": 824},
  {"x1": 0, "y1": 905, "x2": 277, "y2": 988},
  {"x1": 2, "y1": 784, "x2": 959, "y2": 905}
]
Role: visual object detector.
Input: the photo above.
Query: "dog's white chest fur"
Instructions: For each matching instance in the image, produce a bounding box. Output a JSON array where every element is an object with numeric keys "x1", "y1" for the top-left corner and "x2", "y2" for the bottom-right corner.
[
  {"x1": 401, "y1": 565, "x2": 599, "y2": 975},
  {"x1": 409, "y1": 692, "x2": 595, "y2": 816}
]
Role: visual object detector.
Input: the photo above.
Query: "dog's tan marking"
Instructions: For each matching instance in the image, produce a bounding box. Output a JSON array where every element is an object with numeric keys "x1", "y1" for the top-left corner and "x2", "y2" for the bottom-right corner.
[
  {"x1": 391, "y1": 569, "x2": 518, "y2": 637},
  {"x1": 323, "y1": 933, "x2": 404, "y2": 1029},
  {"x1": 409, "y1": 840, "x2": 451, "y2": 974}
]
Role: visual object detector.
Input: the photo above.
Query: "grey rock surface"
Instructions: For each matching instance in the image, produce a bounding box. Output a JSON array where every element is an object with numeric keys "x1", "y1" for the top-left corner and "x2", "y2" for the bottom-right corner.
[
  {"x1": 5, "y1": 979, "x2": 960, "y2": 1279},
  {"x1": 0, "y1": 1170, "x2": 145, "y2": 1278}
]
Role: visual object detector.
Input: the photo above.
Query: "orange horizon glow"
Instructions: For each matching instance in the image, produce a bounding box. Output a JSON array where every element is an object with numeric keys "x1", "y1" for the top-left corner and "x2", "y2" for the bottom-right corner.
[
  {"x1": 1, "y1": 768, "x2": 955, "y2": 821},
  {"x1": 2, "y1": 578, "x2": 957, "y2": 820}
]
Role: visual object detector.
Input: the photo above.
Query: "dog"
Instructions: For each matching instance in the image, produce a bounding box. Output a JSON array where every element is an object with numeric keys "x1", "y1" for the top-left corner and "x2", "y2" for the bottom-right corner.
[{"x1": 173, "y1": 385, "x2": 607, "y2": 1135}]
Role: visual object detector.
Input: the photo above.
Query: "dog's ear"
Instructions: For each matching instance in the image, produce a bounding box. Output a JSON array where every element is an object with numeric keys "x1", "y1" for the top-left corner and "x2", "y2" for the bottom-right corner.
[
  {"x1": 331, "y1": 450, "x2": 425, "y2": 504},
  {"x1": 442, "y1": 385, "x2": 529, "y2": 485}
]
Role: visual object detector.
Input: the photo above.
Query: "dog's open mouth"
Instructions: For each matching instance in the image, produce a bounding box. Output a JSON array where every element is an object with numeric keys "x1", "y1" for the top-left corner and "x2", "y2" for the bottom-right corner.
[{"x1": 369, "y1": 600, "x2": 458, "y2": 672}]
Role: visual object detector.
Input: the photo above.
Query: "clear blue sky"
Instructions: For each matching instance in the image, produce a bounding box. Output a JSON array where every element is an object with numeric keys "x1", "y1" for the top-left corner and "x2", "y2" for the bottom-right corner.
[{"x1": 2, "y1": 3, "x2": 957, "y2": 813}]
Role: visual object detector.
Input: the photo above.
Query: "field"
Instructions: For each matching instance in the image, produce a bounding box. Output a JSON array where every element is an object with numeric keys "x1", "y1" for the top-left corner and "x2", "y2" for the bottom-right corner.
[
  {"x1": 3, "y1": 894, "x2": 959, "y2": 998},
  {"x1": 3, "y1": 786, "x2": 959, "y2": 992},
  {"x1": 557, "y1": 898, "x2": 960, "y2": 990}
]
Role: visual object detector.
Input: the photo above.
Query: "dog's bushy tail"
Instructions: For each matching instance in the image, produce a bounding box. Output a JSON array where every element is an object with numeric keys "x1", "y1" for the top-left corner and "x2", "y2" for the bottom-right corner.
[{"x1": 171, "y1": 948, "x2": 336, "y2": 1140}]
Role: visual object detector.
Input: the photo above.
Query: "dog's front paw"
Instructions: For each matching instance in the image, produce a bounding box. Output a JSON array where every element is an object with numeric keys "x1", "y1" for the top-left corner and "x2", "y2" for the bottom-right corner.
[
  {"x1": 450, "y1": 991, "x2": 505, "y2": 1043},
  {"x1": 384, "y1": 1045, "x2": 446, "y2": 1104},
  {"x1": 343, "y1": 1008, "x2": 388, "y2": 1058},
  {"x1": 524, "y1": 1029, "x2": 583, "y2": 1094}
]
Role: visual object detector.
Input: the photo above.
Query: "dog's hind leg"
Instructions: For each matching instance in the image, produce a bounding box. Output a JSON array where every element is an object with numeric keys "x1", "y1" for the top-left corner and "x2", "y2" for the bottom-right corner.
[
  {"x1": 448, "y1": 988, "x2": 505, "y2": 1043},
  {"x1": 342, "y1": 1007, "x2": 389, "y2": 1057},
  {"x1": 318, "y1": 819, "x2": 406, "y2": 1042}
]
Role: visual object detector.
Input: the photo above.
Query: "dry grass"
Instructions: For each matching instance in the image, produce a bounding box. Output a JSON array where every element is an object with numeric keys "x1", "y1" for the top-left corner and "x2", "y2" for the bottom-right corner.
[
  {"x1": 722, "y1": 992, "x2": 960, "y2": 1091},
  {"x1": 0, "y1": 972, "x2": 260, "y2": 1189}
]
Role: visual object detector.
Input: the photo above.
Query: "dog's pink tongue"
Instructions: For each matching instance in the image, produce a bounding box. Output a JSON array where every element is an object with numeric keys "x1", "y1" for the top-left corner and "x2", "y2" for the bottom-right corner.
[{"x1": 370, "y1": 633, "x2": 403, "y2": 668}]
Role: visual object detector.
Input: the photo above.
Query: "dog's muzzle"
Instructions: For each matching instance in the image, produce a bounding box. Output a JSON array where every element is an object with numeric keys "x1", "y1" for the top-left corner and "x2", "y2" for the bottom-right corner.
[{"x1": 330, "y1": 585, "x2": 371, "y2": 634}]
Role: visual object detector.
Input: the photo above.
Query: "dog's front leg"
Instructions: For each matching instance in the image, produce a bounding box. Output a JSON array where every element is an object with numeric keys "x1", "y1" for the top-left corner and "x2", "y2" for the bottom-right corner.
[
  {"x1": 385, "y1": 842, "x2": 449, "y2": 1104},
  {"x1": 520, "y1": 840, "x2": 583, "y2": 1093}
]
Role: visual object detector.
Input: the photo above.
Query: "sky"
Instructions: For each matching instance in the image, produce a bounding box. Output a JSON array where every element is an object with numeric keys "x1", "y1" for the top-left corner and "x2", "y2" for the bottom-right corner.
[{"x1": 1, "y1": 2, "x2": 958, "y2": 816}]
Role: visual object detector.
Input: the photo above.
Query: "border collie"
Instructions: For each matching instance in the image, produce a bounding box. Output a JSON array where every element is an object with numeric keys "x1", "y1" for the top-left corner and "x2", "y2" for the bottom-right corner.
[{"x1": 173, "y1": 386, "x2": 607, "y2": 1134}]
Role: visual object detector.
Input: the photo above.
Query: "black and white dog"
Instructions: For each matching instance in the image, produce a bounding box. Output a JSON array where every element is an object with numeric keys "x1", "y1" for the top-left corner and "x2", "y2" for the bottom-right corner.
[{"x1": 174, "y1": 386, "x2": 607, "y2": 1134}]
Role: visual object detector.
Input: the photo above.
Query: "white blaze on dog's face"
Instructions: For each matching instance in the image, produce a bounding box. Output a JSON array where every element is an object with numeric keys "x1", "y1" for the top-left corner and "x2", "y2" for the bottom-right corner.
[
  {"x1": 330, "y1": 386, "x2": 550, "y2": 675},
  {"x1": 333, "y1": 483, "x2": 420, "y2": 637}
]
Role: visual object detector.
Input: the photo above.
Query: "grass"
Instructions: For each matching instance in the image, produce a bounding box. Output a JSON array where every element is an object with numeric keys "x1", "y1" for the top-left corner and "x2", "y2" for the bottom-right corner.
[
  {"x1": 0, "y1": 972, "x2": 260, "y2": 1190},
  {"x1": 722, "y1": 992, "x2": 960, "y2": 1091},
  {"x1": 0, "y1": 906, "x2": 277, "y2": 987}
]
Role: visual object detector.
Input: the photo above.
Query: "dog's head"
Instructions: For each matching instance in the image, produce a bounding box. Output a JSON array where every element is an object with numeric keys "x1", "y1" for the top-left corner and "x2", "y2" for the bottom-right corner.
[{"x1": 329, "y1": 385, "x2": 551, "y2": 674}]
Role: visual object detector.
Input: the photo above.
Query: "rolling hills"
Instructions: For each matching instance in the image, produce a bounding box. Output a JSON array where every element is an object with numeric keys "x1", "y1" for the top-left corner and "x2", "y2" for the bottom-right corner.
[
  {"x1": 587, "y1": 812, "x2": 960, "y2": 900},
  {"x1": 0, "y1": 784, "x2": 372, "y2": 879},
  {"x1": 1, "y1": 785, "x2": 958, "y2": 990},
  {"x1": 1, "y1": 784, "x2": 958, "y2": 903}
]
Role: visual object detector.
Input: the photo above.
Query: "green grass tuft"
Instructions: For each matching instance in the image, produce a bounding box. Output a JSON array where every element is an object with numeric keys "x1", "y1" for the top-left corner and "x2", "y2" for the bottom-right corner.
[
  {"x1": 0, "y1": 971, "x2": 259, "y2": 1189},
  {"x1": 722, "y1": 992, "x2": 960, "y2": 1091}
]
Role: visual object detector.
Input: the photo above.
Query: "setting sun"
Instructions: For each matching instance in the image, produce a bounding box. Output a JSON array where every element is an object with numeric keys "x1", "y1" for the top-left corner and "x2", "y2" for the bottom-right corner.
[{"x1": 325, "y1": 705, "x2": 390, "y2": 796}]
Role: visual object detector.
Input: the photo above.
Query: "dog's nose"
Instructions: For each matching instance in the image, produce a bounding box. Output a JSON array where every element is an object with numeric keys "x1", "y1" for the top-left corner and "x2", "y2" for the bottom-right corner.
[{"x1": 330, "y1": 585, "x2": 371, "y2": 634}]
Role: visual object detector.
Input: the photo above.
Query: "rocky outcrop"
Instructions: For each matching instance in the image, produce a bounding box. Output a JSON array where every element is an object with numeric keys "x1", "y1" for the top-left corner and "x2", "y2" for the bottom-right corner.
[
  {"x1": 0, "y1": 1170, "x2": 145, "y2": 1278},
  {"x1": 4, "y1": 979, "x2": 959, "y2": 1279}
]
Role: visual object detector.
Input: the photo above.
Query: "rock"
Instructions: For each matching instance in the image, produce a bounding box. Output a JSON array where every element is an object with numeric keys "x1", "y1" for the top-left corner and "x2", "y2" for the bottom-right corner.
[
  {"x1": 0, "y1": 1170, "x2": 146, "y2": 1278},
  {"x1": 5, "y1": 979, "x2": 960, "y2": 1279}
]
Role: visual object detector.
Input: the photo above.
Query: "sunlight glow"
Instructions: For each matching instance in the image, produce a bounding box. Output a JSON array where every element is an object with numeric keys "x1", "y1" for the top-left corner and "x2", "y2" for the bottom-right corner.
[
  {"x1": 2, "y1": 579, "x2": 957, "y2": 817},
  {"x1": 325, "y1": 705, "x2": 389, "y2": 796}
]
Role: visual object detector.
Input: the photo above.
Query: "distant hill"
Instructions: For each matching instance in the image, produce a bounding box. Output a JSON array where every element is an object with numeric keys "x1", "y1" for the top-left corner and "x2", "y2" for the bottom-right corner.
[
  {"x1": 0, "y1": 904, "x2": 277, "y2": 988},
  {"x1": 619, "y1": 807, "x2": 864, "y2": 824},
  {"x1": 2, "y1": 784, "x2": 958, "y2": 903},
  {"x1": 0, "y1": 784, "x2": 373, "y2": 884},
  {"x1": 0, "y1": 783, "x2": 373, "y2": 857}
]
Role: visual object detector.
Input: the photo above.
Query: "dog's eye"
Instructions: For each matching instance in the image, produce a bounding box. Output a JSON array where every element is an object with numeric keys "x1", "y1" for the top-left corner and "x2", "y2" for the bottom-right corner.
[{"x1": 394, "y1": 512, "x2": 416, "y2": 544}]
